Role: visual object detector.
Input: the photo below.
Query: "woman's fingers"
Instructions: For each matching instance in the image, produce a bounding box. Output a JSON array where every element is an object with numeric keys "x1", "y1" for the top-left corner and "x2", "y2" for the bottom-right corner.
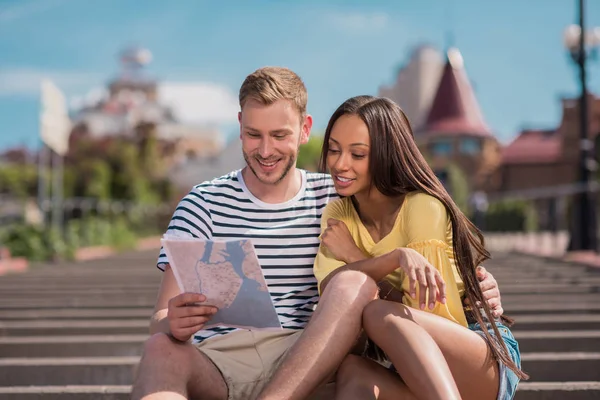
[
  {"x1": 416, "y1": 267, "x2": 428, "y2": 310},
  {"x1": 407, "y1": 267, "x2": 417, "y2": 299},
  {"x1": 435, "y1": 270, "x2": 447, "y2": 304},
  {"x1": 426, "y1": 266, "x2": 438, "y2": 310}
]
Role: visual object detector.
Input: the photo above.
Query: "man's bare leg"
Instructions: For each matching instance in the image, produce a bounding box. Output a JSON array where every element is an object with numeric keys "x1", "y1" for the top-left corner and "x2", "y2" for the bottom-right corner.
[
  {"x1": 256, "y1": 270, "x2": 378, "y2": 400},
  {"x1": 131, "y1": 332, "x2": 228, "y2": 400}
]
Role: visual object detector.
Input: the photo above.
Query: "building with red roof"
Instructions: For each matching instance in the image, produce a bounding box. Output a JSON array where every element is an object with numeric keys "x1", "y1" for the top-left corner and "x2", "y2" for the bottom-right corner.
[
  {"x1": 414, "y1": 48, "x2": 502, "y2": 192},
  {"x1": 499, "y1": 94, "x2": 600, "y2": 193}
]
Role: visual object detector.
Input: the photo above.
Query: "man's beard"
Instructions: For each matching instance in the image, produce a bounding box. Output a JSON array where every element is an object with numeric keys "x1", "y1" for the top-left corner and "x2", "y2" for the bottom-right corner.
[{"x1": 243, "y1": 152, "x2": 296, "y2": 185}]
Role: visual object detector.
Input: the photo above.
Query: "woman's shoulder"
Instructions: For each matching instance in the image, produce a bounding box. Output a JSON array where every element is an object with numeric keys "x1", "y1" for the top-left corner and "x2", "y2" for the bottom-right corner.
[
  {"x1": 403, "y1": 192, "x2": 447, "y2": 218},
  {"x1": 323, "y1": 197, "x2": 355, "y2": 220}
]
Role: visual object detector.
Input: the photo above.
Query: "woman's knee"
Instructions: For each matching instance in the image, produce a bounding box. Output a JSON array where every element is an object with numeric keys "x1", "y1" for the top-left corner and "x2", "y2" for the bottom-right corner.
[
  {"x1": 363, "y1": 299, "x2": 411, "y2": 331},
  {"x1": 325, "y1": 270, "x2": 378, "y2": 301}
]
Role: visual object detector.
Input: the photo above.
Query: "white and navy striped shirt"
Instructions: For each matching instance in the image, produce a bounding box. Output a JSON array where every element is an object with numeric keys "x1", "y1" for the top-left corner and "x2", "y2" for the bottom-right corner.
[{"x1": 157, "y1": 169, "x2": 338, "y2": 342}]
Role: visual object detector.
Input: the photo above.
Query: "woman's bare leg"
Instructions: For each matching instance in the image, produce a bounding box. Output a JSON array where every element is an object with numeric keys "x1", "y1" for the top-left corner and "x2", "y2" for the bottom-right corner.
[
  {"x1": 335, "y1": 355, "x2": 416, "y2": 400},
  {"x1": 364, "y1": 299, "x2": 499, "y2": 400}
]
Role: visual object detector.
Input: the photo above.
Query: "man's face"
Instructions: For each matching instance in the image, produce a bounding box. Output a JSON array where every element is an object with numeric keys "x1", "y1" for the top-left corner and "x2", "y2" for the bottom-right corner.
[{"x1": 239, "y1": 99, "x2": 311, "y2": 185}]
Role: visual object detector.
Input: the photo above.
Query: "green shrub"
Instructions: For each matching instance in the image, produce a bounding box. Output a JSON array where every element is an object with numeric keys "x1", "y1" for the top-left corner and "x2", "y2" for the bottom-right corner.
[{"x1": 485, "y1": 200, "x2": 538, "y2": 232}]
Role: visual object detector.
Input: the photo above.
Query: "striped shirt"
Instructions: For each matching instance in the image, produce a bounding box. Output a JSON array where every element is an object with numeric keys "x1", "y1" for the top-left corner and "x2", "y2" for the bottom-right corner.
[{"x1": 157, "y1": 169, "x2": 338, "y2": 342}]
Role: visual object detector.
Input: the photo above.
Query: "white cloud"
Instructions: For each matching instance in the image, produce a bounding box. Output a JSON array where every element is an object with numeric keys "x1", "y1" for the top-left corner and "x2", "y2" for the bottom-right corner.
[
  {"x1": 158, "y1": 82, "x2": 239, "y2": 126},
  {"x1": 0, "y1": 68, "x2": 101, "y2": 97},
  {"x1": 70, "y1": 81, "x2": 239, "y2": 127},
  {"x1": 327, "y1": 11, "x2": 389, "y2": 32},
  {"x1": 0, "y1": 0, "x2": 69, "y2": 23}
]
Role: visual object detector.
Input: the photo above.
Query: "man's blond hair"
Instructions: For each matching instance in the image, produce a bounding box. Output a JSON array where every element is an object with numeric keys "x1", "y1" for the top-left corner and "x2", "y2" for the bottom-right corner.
[{"x1": 239, "y1": 67, "x2": 307, "y2": 116}]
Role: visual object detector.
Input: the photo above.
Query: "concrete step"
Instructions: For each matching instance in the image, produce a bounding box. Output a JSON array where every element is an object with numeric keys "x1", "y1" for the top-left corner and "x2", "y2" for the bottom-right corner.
[
  {"x1": 502, "y1": 293, "x2": 600, "y2": 304},
  {"x1": 512, "y1": 314, "x2": 600, "y2": 331},
  {"x1": 522, "y1": 352, "x2": 600, "y2": 382},
  {"x1": 0, "y1": 284, "x2": 158, "y2": 293},
  {"x1": 514, "y1": 330, "x2": 600, "y2": 352},
  {"x1": 0, "y1": 385, "x2": 130, "y2": 400},
  {"x1": 0, "y1": 298, "x2": 155, "y2": 309},
  {"x1": 505, "y1": 302, "x2": 600, "y2": 314},
  {"x1": 494, "y1": 277, "x2": 600, "y2": 285},
  {"x1": 501, "y1": 283, "x2": 600, "y2": 295},
  {"x1": 0, "y1": 357, "x2": 139, "y2": 386},
  {"x1": 0, "y1": 320, "x2": 149, "y2": 336},
  {"x1": 516, "y1": 382, "x2": 600, "y2": 400},
  {"x1": 0, "y1": 308, "x2": 152, "y2": 320},
  {"x1": 0, "y1": 285, "x2": 158, "y2": 298},
  {"x1": 0, "y1": 335, "x2": 146, "y2": 358}
]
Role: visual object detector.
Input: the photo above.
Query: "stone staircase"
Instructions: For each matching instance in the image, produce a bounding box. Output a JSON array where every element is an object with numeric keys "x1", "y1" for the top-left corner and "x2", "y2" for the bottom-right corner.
[{"x1": 0, "y1": 250, "x2": 599, "y2": 399}]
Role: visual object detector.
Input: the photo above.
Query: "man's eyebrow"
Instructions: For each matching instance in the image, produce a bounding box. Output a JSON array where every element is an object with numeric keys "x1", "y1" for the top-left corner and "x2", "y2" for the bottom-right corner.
[{"x1": 245, "y1": 127, "x2": 292, "y2": 134}]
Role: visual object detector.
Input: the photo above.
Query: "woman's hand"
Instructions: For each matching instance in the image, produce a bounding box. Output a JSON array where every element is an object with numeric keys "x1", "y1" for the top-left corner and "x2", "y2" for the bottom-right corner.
[
  {"x1": 397, "y1": 247, "x2": 447, "y2": 311},
  {"x1": 320, "y1": 218, "x2": 366, "y2": 264}
]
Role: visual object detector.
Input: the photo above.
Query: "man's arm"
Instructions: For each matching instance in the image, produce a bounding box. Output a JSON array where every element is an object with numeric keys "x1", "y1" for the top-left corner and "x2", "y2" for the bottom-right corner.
[{"x1": 150, "y1": 265, "x2": 181, "y2": 335}]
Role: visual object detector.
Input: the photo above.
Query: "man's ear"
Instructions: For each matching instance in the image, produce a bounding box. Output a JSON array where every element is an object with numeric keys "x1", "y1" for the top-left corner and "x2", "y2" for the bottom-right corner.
[
  {"x1": 300, "y1": 114, "x2": 313, "y2": 145},
  {"x1": 238, "y1": 111, "x2": 242, "y2": 139}
]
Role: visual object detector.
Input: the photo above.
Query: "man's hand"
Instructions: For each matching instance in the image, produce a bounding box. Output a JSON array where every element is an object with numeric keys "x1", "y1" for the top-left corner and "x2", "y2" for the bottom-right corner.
[
  {"x1": 466, "y1": 266, "x2": 503, "y2": 318},
  {"x1": 320, "y1": 219, "x2": 365, "y2": 264},
  {"x1": 167, "y1": 293, "x2": 218, "y2": 342}
]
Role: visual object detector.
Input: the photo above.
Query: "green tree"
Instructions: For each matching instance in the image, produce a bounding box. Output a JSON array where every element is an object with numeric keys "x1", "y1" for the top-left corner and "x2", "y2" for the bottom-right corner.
[
  {"x1": 297, "y1": 135, "x2": 324, "y2": 172},
  {"x1": 446, "y1": 163, "x2": 470, "y2": 213}
]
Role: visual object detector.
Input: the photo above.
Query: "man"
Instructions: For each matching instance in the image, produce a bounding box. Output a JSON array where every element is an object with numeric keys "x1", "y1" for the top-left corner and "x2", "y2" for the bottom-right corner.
[{"x1": 131, "y1": 67, "x2": 504, "y2": 400}]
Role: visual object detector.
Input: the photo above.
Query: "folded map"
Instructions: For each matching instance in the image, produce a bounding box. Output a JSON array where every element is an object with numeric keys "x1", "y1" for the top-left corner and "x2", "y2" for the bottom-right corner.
[{"x1": 161, "y1": 236, "x2": 282, "y2": 330}]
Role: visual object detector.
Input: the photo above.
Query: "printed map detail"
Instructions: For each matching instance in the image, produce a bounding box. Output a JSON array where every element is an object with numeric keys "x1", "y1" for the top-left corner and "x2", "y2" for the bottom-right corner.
[{"x1": 161, "y1": 237, "x2": 281, "y2": 330}]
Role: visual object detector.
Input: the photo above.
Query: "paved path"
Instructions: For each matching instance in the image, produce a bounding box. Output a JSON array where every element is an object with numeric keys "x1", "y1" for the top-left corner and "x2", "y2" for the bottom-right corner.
[{"x1": 0, "y1": 250, "x2": 599, "y2": 399}]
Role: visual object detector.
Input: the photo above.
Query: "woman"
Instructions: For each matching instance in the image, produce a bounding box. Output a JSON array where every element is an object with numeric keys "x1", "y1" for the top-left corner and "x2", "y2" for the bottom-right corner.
[{"x1": 313, "y1": 95, "x2": 526, "y2": 400}]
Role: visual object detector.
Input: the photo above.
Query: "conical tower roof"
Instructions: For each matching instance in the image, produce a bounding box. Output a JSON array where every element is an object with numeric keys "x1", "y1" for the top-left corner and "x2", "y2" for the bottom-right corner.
[{"x1": 422, "y1": 48, "x2": 492, "y2": 137}]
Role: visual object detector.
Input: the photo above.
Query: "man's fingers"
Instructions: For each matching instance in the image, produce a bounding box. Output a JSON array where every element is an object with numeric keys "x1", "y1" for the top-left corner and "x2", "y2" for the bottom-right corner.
[
  {"x1": 486, "y1": 297, "x2": 501, "y2": 310},
  {"x1": 175, "y1": 316, "x2": 211, "y2": 329},
  {"x1": 171, "y1": 293, "x2": 206, "y2": 307},
  {"x1": 173, "y1": 325, "x2": 204, "y2": 341},
  {"x1": 492, "y1": 306, "x2": 504, "y2": 318},
  {"x1": 327, "y1": 218, "x2": 339, "y2": 227},
  {"x1": 479, "y1": 278, "x2": 497, "y2": 293},
  {"x1": 476, "y1": 265, "x2": 486, "y2": 281},
  {"x1": 482, "y1": 288, "x2": 500, "y2": 301}
]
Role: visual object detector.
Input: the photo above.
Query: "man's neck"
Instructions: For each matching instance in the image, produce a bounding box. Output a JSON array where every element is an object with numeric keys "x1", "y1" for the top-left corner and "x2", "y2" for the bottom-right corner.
[{"x1": 242, "y1": 167, "x2": 303, "y2": 204}]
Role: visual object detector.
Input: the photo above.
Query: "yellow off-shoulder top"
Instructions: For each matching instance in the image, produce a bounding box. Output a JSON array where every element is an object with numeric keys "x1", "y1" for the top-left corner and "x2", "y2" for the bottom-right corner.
[{"x1": 313, "y1": 192, "x2": 467, "y2": 327}]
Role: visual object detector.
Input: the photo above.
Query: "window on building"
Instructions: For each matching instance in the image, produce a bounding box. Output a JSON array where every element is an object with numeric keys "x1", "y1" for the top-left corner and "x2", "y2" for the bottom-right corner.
[
  {"x1": 431, "y1": 140, "x2": 453, "y2": 156},
  {"x1": 459, "y1": 138, "x2": 481, "y2": 155}
]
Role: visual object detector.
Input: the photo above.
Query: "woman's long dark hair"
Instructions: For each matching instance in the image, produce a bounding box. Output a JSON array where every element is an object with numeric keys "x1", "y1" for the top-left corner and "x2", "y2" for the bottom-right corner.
[{"x1": 319, "y1": 95, "x2": 527, "y2": 380}]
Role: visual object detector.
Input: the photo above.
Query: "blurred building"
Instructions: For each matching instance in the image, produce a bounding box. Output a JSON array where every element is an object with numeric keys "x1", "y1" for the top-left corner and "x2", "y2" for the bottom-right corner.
[
  {"x1": 379, "y1": 45, "x2": 444, "y2": 130},
  {"x1": 500, "y1": 93, "x2": 600, "y2": 192},
  {"x1": 67, "y1": 47, "x2": 243, "y2": 187},
  {"x1": 382, "y1": 46, "x2": 501, "y2": 193}
]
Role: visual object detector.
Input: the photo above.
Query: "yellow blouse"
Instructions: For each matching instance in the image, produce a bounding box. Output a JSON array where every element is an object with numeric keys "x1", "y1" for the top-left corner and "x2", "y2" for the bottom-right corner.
[{"x1": 314, "y1": 192, "x2": 467, "y2": 327}]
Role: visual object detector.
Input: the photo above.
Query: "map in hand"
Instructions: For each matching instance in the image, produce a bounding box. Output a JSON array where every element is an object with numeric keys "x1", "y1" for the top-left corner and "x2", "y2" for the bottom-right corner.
[{"x1": 161, "y1": 236, "x2": 281, "y2": 330}]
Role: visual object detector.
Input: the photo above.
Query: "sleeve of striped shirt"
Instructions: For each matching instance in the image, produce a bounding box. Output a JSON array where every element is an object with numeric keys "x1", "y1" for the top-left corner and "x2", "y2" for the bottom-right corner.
[{"x1": 156, "y1": 189, "x2": 214, "y2": 271}]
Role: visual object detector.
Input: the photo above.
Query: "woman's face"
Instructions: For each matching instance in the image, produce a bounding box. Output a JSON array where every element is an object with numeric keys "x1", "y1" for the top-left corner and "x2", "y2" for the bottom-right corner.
[{"x1": 326, "y1": 114, "x2": 371, "y2": 197}]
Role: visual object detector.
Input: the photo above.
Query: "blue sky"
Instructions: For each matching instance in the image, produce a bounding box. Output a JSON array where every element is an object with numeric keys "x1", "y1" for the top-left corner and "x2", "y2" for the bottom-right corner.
[{"x1": 1, "y1": 0, "x2": 600, "y2": 151}]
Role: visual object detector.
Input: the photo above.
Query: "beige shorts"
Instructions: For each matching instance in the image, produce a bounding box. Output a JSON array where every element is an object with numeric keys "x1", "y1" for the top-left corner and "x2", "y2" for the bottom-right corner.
[{"x1": 196, "y1": 329, "x2": 324, "y2": 400}]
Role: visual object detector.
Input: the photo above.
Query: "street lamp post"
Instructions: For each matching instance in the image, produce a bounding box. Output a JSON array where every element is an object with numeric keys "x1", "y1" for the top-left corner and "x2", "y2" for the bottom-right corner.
[{"x1": 563, "y1": 0, "x2": 600, "y2": 252}]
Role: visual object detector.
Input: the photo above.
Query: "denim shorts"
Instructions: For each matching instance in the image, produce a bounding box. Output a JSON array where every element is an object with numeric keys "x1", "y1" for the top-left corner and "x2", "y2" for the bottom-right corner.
[{"x1": 468, "y1": 322, "x2": 521, "y2": 400}]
